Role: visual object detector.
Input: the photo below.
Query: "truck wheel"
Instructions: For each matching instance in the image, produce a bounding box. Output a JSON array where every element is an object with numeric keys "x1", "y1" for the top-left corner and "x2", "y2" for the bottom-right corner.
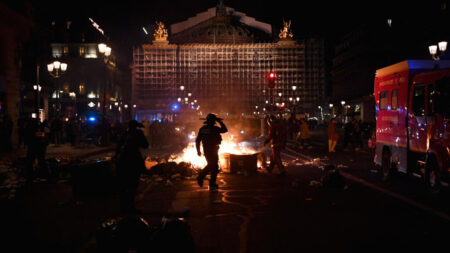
[
  {"x1": 425, "y1": 156, "x2": 441, "y2": 194},
  {"x1": 381, "y1": 150, "x2": 391, "y2": 181}
]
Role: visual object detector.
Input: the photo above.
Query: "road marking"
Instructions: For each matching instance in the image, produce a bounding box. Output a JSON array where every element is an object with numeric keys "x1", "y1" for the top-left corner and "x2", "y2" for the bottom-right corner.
[{"x1": 286, "y1": 148, "x2": 450, "y2": 222}]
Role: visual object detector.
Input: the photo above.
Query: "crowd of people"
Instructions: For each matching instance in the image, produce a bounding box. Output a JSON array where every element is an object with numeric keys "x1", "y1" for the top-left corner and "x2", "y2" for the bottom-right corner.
[{"x1": 264, "y1": 114, "x2": 373, "y2": 154}]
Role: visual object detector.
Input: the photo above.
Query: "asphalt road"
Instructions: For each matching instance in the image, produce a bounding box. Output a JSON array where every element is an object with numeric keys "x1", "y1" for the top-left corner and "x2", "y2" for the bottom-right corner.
[{"x1": 2, "y1": 133, "x2": 449, "y2": 253}]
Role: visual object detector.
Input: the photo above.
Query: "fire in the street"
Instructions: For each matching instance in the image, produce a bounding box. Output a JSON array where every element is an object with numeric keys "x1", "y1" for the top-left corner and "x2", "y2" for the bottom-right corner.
[{"x1": 170, "y1": 134, "x2": 262, "y2": 169}]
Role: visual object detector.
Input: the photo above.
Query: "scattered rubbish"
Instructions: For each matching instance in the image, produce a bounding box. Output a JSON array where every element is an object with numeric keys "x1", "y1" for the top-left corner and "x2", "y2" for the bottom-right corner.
[
  {"x1": 165, "y1": 180, "x2": 173, "y2": 186},
  {"x1": 96, "y1": 216, "x2": 152, "y2": 253},
  {"x1": 336, "y1": 164, "x2": 348, "y2": 169},
  {"x1": 309, "y1": 180, "x2": 322, "y2": 187},
  {"x1": 321, "y1": 165, "x2": 347, "y2": 189}
]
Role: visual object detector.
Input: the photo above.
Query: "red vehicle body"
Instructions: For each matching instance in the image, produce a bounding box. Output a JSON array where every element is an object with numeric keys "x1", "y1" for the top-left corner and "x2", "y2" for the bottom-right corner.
[{"x1": 374, "y1": 60, "x2": 450, "y2": 192}]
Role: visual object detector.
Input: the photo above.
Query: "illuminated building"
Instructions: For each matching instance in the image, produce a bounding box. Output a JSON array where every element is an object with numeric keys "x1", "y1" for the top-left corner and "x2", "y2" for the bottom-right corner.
[{"x1": 132, "y1": 3, "x2": 326, "y2": 120}]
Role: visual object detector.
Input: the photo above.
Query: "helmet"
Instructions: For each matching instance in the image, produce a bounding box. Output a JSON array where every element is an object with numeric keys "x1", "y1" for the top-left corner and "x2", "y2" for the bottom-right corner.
[{"x1": 206, "y1": 113, "x2": 217, "y2": 122}]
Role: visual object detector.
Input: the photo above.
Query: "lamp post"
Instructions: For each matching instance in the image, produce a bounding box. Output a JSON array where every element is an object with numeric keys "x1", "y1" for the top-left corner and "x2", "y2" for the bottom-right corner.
[
  {"x1": 98, "y1": 43, "x2": 112, "y2": 119},
  {"x1": 428, "y1": 41, "x2": 447, "y2": 60},
  {"x1": 47, "y1": 61, "x2": 68, "y2": 118}
]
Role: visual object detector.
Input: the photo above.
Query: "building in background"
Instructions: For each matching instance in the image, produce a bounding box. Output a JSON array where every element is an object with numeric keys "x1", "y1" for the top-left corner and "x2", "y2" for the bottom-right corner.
[
  {"x1": 131, "y1": 2, "x2": 326, "y2": 121},
  {"x1": 44, "y1": 18, "x2": 125, "y2": 121}
]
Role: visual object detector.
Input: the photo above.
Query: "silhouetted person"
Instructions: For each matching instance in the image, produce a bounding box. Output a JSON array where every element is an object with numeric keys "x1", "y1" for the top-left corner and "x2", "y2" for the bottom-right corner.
[
  {"x1": 264, "y1": 115, "x2": 287, "y2": 176},
  {"x1": 115, "y1": 120, "x2": 149, "y2": 214},
  {"x1": 24, "y1": 119, "x2": 48, "y2": 180},
  {"x1": 196, "y1": 113, "x2": 228, "y2": 191},
  {"x1": 343, "y1": 120, "x2": 355, "y2": 151},
  {"x1": 51, "y1": 117, "x2": 63, "y2": 145},
  {"x1": 17, "y1": 115, "x2": 26, "y2": 149}
]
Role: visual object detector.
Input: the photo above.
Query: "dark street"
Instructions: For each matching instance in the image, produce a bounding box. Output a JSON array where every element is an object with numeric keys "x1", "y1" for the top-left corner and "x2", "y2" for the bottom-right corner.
[{"x1": 1, "y1": 130, "x2": 448, "y2": 252}]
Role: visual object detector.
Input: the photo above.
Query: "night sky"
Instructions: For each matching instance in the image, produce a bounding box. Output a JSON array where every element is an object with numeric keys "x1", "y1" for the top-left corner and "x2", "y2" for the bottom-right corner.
[{"x1": 4, "y1": 0, "x2": 448, "y2": 65}]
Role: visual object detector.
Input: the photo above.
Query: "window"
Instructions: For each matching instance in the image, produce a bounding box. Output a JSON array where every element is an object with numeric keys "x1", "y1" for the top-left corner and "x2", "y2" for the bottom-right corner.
[
  {"x1": 63, "y1": 46, "x2": 69, "y2": 56},
  {"x1": 391, "y1": 89, "x2": 398, "y2": 110},
  {"x1": 412, "y1": 84, "x2": 425, "y2": 116},
  {"x1": 79, "y1": 47, "x2": 85, "y2": 56},
  {"x1": 79, "y1": 83, "x2": 85, "y2": 95},
  {"x1": 433, "y1": 77, "x2": 450, "y2": 117},
  {"x1": 379, "y1": 90, "x2": 388, "y2": 110}
]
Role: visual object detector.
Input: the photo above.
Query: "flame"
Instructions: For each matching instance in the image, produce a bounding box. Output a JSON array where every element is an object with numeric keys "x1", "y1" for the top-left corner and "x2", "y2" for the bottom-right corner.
[{"x1": 169, "y1": 134, "x2": 262, "y2": 169}]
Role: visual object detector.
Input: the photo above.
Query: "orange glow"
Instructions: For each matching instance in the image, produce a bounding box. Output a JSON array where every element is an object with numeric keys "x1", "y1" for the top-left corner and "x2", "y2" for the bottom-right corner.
[{"x1": 169, "y1": 134, "x2": 261, "y2": 169}]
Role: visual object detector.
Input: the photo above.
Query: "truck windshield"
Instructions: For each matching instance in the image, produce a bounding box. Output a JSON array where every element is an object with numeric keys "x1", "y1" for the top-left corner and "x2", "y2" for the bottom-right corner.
[{"x1": 433, "y1": 77, "x2": 450, "y2": 117}]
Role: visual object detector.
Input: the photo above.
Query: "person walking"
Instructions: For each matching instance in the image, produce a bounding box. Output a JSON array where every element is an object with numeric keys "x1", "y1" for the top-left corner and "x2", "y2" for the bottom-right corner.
[
  {"x1": 328, "y1": 118, "x2": 338, "y2": 152},
  {"x1": 298, "y1": 118, "x2": 312, "y2": 149},
  {"x1": 196, "y1": 113, "x2": 228, "y2": 191},
  {"x1": 264, "y1": 115, "x2": 287, "y2": 176},
  {"x1": 115, "y1": 120, "x2": 149, "y2": 214},
  {"x1": 343, "y1": 119, "x2": 355, "y2": 151}
]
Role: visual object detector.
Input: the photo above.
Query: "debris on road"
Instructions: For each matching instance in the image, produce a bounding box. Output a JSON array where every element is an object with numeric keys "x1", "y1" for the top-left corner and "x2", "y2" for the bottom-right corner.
[
  {"x1": 336, "y1": 164, "x2": 348, "y2": 169},
  {"x1": 309, "y1": 180, "x2": 322, "y2": 187}
]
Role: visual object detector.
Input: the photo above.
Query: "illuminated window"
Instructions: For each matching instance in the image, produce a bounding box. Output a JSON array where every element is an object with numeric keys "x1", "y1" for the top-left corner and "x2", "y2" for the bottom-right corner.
[
  {"x1": 391, "y1": 89, "x2": 398, "y2": 110},
  {"x1": 412, "y1": 85, "x2": 425, "y2": 116},
  {"x1": 79, "y1": 47, "x2": 85, "y2": 56},
  {"x1": 79, "y1": 83, "x2": 85, "y2": 95},
  {"x1": 63, "y1": 46, "x2": 69, "y2": 55},
  {"x1": 379, "y1": 90, "x2": 388, "y2": 110}
]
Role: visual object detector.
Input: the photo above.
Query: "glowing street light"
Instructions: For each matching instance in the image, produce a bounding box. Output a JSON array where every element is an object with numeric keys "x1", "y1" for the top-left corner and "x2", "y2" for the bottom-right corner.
[{"x1": 429, "y1": 41, "x2": 447, "y2": 60}]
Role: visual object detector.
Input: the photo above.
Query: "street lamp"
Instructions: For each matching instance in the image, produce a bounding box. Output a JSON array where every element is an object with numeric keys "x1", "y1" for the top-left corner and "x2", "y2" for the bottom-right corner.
[
  {"x1": 47, "y1": 61, "x2": 67, "y2": 78},
  {"x1": 98, "y1": 43, "x2": 113, "y2": 120},
  {"x1": 429, "y1": 41, "x2": 447, "y2": 60},
  {"x1": 47, "y1": 61, "x2": 68, "y2": 118},
  {"x1": 430, "y1": 41, "x2": 447, "y2": 60},
  {"x1": 341, "y1": 101, "x2": 346, "y2": 106},
  {"x1": 292, "y1": 85, "x2": 297, "y2": 91}
]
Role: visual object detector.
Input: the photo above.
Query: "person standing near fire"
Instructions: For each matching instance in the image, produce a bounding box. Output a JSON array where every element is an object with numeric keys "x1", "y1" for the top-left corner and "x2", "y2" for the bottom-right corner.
[
  {"x1": 115, "y1": 120, "x2": 149, "y2": 214},
  {"x1": 264, "y1": 115, "x2": 287, "y2": 176},
  {"x1": 196, "y1": 113, "x2": 228, "y2": 191}
]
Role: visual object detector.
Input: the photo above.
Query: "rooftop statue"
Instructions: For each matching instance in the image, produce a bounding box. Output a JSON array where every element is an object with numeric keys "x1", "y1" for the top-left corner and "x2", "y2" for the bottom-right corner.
[
  {"x1": 154, "y1": 21, "x2": 168, "y2": 41},
  {"x1": 279, "y1": 20, "x2": 294, "y2": 39}
]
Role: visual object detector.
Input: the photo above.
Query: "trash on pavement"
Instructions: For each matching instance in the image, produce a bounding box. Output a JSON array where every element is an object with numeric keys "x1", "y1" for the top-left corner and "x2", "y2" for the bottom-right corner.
[
  {"x1": 320, "y1": 165, "x2": 347, "y2": 189},
  {"x1": 309, "y1": 180, "x2": 322, "y2": 187},
  {"x1": 336, "y1": 164, "x2": 348, "y2": 169},
  {"x1": 96, "y1": 216, "x2": 152, "y2": 253}
]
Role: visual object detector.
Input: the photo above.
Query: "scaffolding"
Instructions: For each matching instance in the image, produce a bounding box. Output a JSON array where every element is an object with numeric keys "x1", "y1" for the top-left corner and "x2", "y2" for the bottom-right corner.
[{"x1": 132, "y1": 40, "x2": 325, "y2": 115}]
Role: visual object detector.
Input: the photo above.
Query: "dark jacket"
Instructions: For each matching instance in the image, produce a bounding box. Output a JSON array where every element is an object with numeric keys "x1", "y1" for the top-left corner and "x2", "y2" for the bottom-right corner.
[
  {"x1": 196, "y1": 121, "x2": 228, "y2": 152},
  {"x1": 116, "y1": 128, "x2": 149, "y2": 175}
]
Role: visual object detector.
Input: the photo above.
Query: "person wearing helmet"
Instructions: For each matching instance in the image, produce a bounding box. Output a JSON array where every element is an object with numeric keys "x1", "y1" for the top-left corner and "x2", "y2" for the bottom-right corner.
[
  {"x1": 196, "y1": 113, "x2": 228, "y2": 191},
  {"x1": 264, "y1": 115, "x2": 287, "y2": 176}
]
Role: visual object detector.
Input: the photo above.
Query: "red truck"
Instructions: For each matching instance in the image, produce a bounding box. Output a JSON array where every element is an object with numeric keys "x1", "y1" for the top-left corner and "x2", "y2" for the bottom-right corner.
[{"x1": 374, "y1": 60, "x2": 450, "y2": 193}]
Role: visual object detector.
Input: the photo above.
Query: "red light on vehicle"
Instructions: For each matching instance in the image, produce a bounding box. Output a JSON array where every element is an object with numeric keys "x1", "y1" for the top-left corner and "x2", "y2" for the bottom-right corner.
[{"x1": 269, "y1": 72, "x2": 275, "y2": 78}]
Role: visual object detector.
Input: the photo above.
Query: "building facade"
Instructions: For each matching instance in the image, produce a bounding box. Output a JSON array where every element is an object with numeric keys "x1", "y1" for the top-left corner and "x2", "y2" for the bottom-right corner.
[
  {"x1": 43, "y1": 18, "x2": 124, "y2": 121},
  {"x1": 132, "y1": 3, "x2": 326, "y2": 120}
]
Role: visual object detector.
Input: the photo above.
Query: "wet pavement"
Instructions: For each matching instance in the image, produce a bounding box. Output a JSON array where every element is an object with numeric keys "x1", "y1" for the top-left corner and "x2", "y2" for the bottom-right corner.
[{"x1": 1, "y1": 130, "x2": 449, "y2": 252}]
